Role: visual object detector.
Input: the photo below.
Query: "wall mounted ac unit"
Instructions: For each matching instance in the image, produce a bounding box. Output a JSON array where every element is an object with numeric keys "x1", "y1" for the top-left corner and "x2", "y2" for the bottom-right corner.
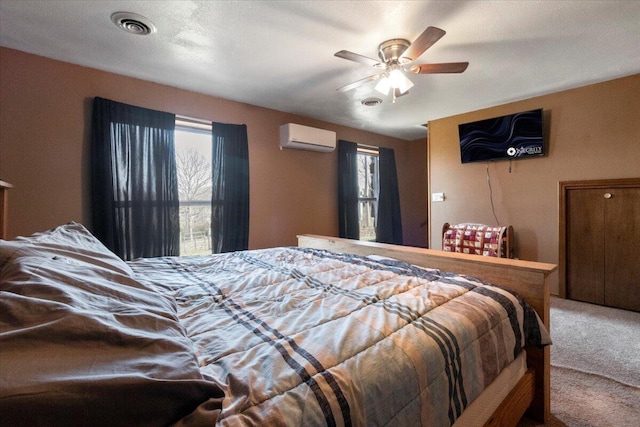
[{"x1": 280, "y1": 123, "x2": 336, "y2": 152}]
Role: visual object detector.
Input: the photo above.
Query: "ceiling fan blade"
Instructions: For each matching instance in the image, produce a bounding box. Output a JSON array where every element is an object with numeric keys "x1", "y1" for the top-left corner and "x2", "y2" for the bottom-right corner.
[
  {"x1": 335, "y1": 50, "x2": 383, "y2": 67},
  {"x1": 401, "y1": 26, "x2": 446, "y2": 61},
  {"x1": 336, "y1": 73, "x2": 383, "y2": 92},
  {"x1": 409, "y1": 62, "x2": 469, "y2": 74}
]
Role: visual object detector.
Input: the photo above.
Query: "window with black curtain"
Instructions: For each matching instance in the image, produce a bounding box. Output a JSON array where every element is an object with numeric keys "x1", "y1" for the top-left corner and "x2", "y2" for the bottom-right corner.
[
  {"x1": 338, "y1": 141, "x2": 403, "y2": 244},
  {"x1": 91, "y1": 97, "x2": 179, "y2": 260},
  {"x1": 211, "y1": 122, "x2": 250, "y2": 253}
]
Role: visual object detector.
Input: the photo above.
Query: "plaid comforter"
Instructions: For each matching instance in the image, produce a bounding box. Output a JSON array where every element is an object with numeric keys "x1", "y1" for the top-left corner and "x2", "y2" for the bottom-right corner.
[{"x1": 129, "y1": 247, "x2": 550, "y2": 427}]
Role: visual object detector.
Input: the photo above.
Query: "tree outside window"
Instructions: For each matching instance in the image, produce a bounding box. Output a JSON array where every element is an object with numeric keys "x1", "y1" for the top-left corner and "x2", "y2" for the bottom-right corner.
[
  {"x1": 357, "y1": 148, "x2": 379, "y2": 241},
  {"x1": 175, "y1": 127, "x2": 212, "y2": 256}
]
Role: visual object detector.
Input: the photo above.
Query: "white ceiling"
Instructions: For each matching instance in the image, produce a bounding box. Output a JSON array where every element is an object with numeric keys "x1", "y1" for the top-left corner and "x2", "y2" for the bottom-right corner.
[{"x1": 1, "y1": 1, "x2": 639, "y2": 140}]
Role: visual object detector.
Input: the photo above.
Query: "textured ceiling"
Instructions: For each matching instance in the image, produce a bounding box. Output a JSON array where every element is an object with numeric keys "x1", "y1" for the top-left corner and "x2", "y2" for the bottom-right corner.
[{"x1": 1, "y1": 1, "x2": 639, "y2": 140}]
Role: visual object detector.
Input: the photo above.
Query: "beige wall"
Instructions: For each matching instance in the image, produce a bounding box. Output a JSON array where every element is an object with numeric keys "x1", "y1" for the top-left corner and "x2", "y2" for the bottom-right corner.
[
  {"x1": 0, "y1": 47, "x2": 428, "y2": 248},
  {"x1": 427, "y1": 73, "x2": 640, "y2": 294}
]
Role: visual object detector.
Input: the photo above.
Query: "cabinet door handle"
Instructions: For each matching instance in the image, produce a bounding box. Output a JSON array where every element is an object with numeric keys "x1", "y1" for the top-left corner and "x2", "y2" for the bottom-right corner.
[{"x1": 604, "y1": 192, "x2": 612, "y2": 199}]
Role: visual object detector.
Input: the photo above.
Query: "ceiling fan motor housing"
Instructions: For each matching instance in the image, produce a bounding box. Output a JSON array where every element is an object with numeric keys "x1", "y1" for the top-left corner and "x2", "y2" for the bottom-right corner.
[{"x1": 378, "y1": 39, "x2": 411, "y2": 64}]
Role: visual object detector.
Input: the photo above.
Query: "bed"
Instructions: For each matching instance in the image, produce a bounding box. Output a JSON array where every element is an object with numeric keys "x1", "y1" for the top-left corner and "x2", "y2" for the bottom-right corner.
[{"x1": 0, "y1": 222, "x2": 555, "y2": 427}]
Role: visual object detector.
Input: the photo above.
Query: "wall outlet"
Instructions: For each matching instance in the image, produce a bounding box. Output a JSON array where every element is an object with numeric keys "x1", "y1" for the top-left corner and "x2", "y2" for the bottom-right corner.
[{"x1": 432, "y1": 192, "x2": 445, "y2": 202}]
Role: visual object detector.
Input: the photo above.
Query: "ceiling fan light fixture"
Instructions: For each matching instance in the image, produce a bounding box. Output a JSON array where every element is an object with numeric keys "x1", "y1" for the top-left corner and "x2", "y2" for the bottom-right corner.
[
  {"x1": 374, "y1": 76, "x2": 392, "y2": 96},
  {"x1": 388, "y1": 68, "x2": 414, "y2": 94},
  {"x1": 375, "y1": 67, "x2": 414, "y2": 96}
]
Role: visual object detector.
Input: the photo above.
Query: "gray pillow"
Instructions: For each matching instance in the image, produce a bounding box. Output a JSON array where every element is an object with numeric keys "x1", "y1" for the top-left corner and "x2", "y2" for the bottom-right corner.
[
  {"x1": 0, "y1": 221, "x2": 133, "y2": 276},
  {"x1": 0, "y1": 222, "x2": 224, "y2": 426}
]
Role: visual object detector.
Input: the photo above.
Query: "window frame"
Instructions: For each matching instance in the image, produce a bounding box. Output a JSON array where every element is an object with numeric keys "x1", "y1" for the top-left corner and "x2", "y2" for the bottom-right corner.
[{"x1": 356, "y1": 145, "x2": 379, "y2": 242}]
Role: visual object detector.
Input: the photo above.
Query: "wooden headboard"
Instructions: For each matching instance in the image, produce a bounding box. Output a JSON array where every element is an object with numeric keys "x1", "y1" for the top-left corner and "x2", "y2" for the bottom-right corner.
[
  {"x1": 297, "y1": 234, "x2": 556, "y2": 423},
  {"x1": 0, "y1": 180, "x2": 14, "y2": 239}
]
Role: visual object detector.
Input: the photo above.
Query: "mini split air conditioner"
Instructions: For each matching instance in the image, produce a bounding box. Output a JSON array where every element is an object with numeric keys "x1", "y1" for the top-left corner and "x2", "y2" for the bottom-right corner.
[{"x1": 279, "y1": 123, "x2": 336, "y2": 152}]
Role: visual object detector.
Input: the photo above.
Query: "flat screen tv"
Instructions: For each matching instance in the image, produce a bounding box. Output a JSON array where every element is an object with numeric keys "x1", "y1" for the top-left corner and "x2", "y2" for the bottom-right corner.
[{"x1": 458, "y1": 108, "x2": 544, "y2": 164}]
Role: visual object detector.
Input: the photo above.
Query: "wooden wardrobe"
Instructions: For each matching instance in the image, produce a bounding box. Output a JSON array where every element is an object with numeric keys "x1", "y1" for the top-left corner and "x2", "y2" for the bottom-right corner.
[{"x1": 559, "y1": 178, "x2": 640, "y2": 312}]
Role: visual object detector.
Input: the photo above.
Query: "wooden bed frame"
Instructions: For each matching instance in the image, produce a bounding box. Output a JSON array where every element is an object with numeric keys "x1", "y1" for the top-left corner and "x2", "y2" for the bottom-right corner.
[{"x1": 298, "y1": 234, "x2": 556, "y2": 426}]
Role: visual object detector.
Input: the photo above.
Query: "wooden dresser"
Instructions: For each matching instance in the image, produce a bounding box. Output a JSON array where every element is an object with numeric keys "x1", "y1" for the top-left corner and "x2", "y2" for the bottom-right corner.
[{"x1": 0, "y1": 180, "x2": 14, "y2": 239}]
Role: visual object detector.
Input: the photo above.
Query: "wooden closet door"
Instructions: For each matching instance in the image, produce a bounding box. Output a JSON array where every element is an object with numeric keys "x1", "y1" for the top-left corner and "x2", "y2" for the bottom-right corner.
[
  {"x1": 566, "y1": 188, "x2": 605, "y2": 304},
  {"x1": 604, "y1": 187, "x2": 640, "y2": 311}
]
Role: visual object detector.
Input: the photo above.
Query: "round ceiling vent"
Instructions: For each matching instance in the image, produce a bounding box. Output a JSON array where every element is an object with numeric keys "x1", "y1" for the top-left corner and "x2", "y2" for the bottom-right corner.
[
  {"x1": 111, "y1": 12, "x2": 156, "y2": 35},
  {"x1": 361, "y1": 97, "x2": 382, "y2": 107}
]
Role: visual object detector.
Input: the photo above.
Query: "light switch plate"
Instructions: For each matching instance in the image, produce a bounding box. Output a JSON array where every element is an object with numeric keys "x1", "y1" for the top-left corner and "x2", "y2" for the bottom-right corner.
[{"x1": 432, "y1": 192, "x2": 445, "y2": 202}]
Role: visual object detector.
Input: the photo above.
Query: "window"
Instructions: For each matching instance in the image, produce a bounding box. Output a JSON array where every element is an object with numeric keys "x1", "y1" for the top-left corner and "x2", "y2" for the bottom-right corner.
[
  {"x1": 357, "y1": 146, "x2": 379, "y2": 241},
  {"x1": 175, "y1": 119, "x2": 212, "y2": 256}
]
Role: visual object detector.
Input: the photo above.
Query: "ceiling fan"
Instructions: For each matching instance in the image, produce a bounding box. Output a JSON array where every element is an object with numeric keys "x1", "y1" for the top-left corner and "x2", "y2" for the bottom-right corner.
[{"x1": 335, "y1": 26, "x2": 468, "y2": 102}]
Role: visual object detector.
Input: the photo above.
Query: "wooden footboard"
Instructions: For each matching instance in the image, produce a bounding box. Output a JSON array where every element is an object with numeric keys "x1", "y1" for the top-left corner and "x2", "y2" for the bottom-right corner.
[
  {"x1": 484, "y1": 369, "x2": 536, "y2": 427},
  {"x1": 297, "y1": 235, "x2": 556, "y2": 423}
]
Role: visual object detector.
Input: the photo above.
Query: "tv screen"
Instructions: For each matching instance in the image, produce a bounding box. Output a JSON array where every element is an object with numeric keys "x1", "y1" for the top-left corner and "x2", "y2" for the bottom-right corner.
[{"x1": 458, "y1": 108, "x2": 544, "y2": 164}]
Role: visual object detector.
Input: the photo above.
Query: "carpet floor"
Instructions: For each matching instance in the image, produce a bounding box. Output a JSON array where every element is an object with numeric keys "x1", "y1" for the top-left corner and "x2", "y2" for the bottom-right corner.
[{"x1": 518, "y1": 297, "x2": 640, "y2": 427}]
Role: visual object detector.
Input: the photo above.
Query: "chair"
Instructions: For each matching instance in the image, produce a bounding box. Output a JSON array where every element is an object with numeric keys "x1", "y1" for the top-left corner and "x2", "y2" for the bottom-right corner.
[{"x1": 442, "y1": 222, "x2": 514, "y2": 258}]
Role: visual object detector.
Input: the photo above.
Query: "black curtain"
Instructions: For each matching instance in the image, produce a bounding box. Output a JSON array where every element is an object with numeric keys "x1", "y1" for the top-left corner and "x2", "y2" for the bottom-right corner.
[
  {"x1": 91, "y1": 97, "x2": 179, "y2": 260},
  {"x1": 376, "y1": 147, "x2": 403, "y2": 245},
  {"x1": 337, "y1": 140, "x2": 359, "y2": 239},
  {"x1": 211, "y1": 122, "x2": 249, "y2": 253}
]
